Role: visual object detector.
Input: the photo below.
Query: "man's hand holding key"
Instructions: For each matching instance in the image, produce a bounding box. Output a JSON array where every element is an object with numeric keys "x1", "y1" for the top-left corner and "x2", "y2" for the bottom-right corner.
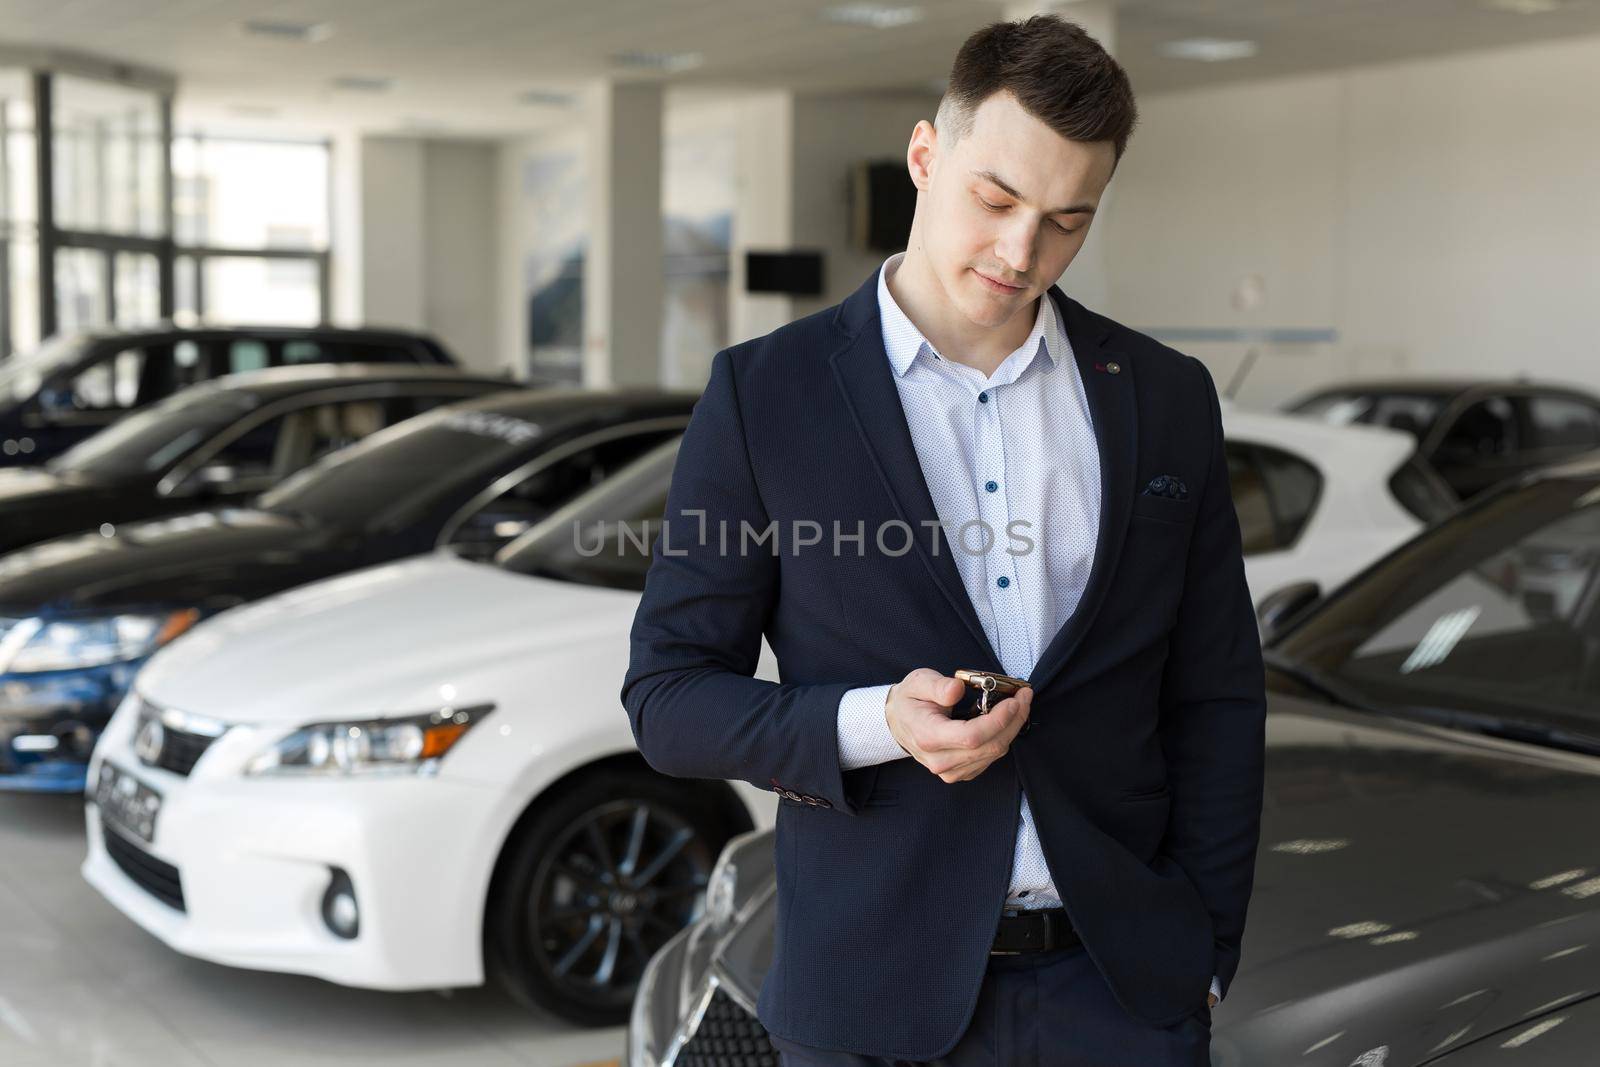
[{"x1": 883, "y1": 668, "x2": 1033, "y2": 784}]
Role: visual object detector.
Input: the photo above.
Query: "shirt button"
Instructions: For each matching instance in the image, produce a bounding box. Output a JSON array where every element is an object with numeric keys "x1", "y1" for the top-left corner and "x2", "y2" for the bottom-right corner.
[
  {"x1": 978, "y1": 392, "x2": 989, "y2": 404},
  {"x1": 985, "y1": 480, "x2": 998, "y2": 493},
  {"x1": 997, "y1": 576, "x2": 1010, "y2": 589}
]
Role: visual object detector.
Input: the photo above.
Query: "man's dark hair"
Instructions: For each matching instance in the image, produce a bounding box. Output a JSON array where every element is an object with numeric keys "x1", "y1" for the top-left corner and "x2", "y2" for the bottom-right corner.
[{"x1": 936, "y1": 13, "x2": 1138, "y2": 161}]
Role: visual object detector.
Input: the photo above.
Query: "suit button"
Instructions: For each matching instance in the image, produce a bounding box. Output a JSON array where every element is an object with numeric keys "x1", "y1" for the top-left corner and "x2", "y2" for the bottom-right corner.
[{"x1": 816, "y1": 798, "x2": 832, "y2": 808}]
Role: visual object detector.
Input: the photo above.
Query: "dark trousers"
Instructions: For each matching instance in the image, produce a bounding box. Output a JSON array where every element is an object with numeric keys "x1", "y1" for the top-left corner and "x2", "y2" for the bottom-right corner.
[{"x1": 768, "y1": 944, "x2": 1212, "y2": 1067}]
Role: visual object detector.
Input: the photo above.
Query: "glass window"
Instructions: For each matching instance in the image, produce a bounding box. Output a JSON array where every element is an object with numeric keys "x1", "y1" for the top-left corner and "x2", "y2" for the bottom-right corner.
[
  {"x1": 197, "y1": 398, "x2": 390, "y2": 484},
  {"x1": 445, "y1": 430, "x2": 680, "y2": 560},
  {"x1": 1289, "y1": 390, "x2": 1449, "y2": 443},
  {"x1": 496, "y1": 437, "x2": 682, "y2": 592},
  {"x1": 114, "y1": 252, "x2": 161, "y2": 327},
  {"x1": 258, "y1": 406, "x2": 551, "y2": 529},
  {"x1": 52, "y1": 75, "x2": 165, "y2": 238},
  {"x1": 227, "y1": 339, "x2": 269, "y2": 373},
  {"x1": 48, "y1": 383, "x2": 258, "y2": 478},
  {"x1": 1226, "y1": 445, "x2": 1277, "y2": 555},
  {"x1": 1437, "y1": 396, "x2": 1519, "y2": 459},
  {"x1": 55, "y1": 247, "x2": 107, "y2": 336},
  {"x1": 1273, "y1": 478, "x2": 1600, "y2": 732},
  {"x1": 1526, "y1": 395, "x2": 1600, "y2": 452}
]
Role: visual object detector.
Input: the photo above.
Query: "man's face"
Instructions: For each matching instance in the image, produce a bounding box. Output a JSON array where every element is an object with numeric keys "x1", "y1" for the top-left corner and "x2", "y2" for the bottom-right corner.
[{"x1": 909, "y1": 90, "x2": 1117, "y2": 328}]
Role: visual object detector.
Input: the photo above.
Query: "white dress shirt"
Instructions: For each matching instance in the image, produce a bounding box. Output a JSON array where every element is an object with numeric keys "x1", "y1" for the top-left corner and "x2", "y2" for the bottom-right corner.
[{"x1": 833, "y1": 250, "x2": 1223, "y2": 1004}]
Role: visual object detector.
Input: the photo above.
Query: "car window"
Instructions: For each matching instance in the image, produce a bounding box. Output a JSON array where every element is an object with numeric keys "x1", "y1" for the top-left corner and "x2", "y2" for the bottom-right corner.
[
  {"x1": 1226, "y1": 445, "x2": 1278, "y2": 555},
  {"x1": 496, "y1": 437, "x2": 682, "y2": 592},
  {"x1": 43, "y1": 343, "x2": 174, "y2": 414},
  {"x1": 1290, "y1": 391, "x2": 1448, "y2": 443},
  {"x1": 1273, "y1": 478, "x2": 1600, "y2": 731},
  {"x1": 181, "y1": 397, "x2": 394, "y2": 489},
  {"x1": 1525, "y1": 395, "x2": 1600, "y2": 453},
  {"x1": 444, "y1": 429, "x2": 681, "y2": 560},
  {"x1": 1436, "y1": 396, "x2": 1519, "y2": 459},
  {"x1": 1254, "y1": 447, "x2": 1318, "y2": 556},
  {"x1": 227, "y1": 339, "x2": 271, "y2": 373}
]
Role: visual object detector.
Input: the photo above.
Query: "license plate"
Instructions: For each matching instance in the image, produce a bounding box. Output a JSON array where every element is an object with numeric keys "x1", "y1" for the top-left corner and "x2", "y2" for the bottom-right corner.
[{"x1": 94, "y1": 762, "x2": 162, "y2": 844}]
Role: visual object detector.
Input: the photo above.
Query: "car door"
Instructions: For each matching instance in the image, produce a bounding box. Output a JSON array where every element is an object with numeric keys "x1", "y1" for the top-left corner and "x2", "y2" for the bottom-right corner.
[{"x1": 1426, "y1": 394, "x2": 1523, "y2": 501}]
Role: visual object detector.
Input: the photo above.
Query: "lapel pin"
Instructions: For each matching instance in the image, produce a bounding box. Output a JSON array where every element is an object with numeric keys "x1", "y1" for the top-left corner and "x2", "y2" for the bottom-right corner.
[{"x1": 1106, "y1": 361, "x2": 1121, "y2": 375}]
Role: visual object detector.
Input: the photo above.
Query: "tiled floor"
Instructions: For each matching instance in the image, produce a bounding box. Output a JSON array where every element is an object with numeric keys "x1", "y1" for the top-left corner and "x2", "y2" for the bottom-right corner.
[{"x1": 0, "y1": 793, "x2": 626, "y2": 1067}]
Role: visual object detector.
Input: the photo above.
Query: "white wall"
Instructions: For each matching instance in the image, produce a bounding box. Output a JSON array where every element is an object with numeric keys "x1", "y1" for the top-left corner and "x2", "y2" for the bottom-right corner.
[
  {"x1": 787, "y1": 90, "x2": 944, "y2": 320},
  {"x1": 1104, "y1": 33, "x2": 1600, "y2": 409}
]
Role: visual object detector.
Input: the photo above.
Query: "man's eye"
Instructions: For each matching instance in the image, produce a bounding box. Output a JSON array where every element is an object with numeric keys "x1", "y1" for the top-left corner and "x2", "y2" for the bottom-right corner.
[{"x1": 982, "y1": 195, "x2": 1074, "y2": 234}]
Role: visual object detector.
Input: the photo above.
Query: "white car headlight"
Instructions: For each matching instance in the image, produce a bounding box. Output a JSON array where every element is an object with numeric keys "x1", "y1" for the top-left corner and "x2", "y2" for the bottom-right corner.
[
  {"x1": 0, "y1": 609, "x2": 200, "y2": 674},
  {"x1": 243, "y1": 703, "x2": 494, "y2": 777}
]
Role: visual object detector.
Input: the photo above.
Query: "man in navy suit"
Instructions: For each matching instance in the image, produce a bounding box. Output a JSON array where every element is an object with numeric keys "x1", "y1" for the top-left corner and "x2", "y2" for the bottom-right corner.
[{"x1": 623, "y1": 13, "x2": 1265, "y2": 1066}]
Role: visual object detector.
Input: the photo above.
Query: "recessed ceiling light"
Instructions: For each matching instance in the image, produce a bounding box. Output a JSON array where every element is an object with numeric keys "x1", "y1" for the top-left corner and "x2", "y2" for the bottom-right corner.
[
  {"x1": 518, "y1": 89, "x2": 576, "y2": 107},
  {"x1": 239, "y1": 19, "x2": 334, "y2": 43},
  {"x1": 610, "y1": 50, "x2": 704, "y2": 73},
  {"x1": 824, "y1": 4, "x2": 925, "y2": 29},
  {"x1": 331, "y1": 75, "x2": 394, "y2": 93},
  {"x1": 1159, "y1": 37, "x2": 1259, "y2": 62},
  {"x1": 1478, "y1": 0, "x2": 1566, "y2": 12}
]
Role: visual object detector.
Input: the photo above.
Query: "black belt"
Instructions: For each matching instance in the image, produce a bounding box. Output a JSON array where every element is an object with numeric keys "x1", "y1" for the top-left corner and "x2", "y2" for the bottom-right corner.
[{"x1": 990, "y1": 906, "x2": 1081, "y2": 955}]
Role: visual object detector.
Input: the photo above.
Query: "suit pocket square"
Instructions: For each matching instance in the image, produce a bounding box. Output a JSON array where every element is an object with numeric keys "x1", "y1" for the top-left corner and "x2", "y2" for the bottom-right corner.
[{"x1": 1140, "y1": 474, "x2": 1188, "y2": 500}]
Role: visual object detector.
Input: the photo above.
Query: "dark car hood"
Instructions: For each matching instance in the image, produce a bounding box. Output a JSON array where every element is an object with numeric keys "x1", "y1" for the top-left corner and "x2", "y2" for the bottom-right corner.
[
  {"x1": 0, "y1": 507, "x2": 339, "y2": 615},
  {"x1": 709, "y1": 695, "x2": 1600, "y2": 1067},
  {"x1": 0, "y1": 466, "x2": 146, "y2": 551}
]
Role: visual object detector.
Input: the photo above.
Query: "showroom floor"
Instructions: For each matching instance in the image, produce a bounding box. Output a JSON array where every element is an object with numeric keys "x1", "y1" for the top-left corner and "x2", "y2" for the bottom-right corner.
[{"x1": 0, "y1": 794, "x2": 626, "y2": 1067}]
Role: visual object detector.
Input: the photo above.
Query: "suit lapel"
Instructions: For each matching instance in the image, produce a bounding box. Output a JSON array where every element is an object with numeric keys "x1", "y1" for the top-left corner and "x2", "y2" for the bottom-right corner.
[
  {"x1": 828, "y1": 268, "x2": 1002, "y2": 668},
  {"x1": 1025, "y1": 285, "x2": 1137, "y2": 695}
]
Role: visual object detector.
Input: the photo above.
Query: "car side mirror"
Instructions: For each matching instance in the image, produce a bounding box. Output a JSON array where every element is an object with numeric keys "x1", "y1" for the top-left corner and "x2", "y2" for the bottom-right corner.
[{"x1": 1257, "y1": 580, "x2": 1321, "y2": 644}]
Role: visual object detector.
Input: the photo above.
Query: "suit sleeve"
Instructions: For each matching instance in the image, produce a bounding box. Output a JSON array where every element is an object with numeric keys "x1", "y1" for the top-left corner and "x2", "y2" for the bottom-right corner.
[
  {"x1": 621, "y1": 348, "x2": 867, "y2": 814},
  {"x1": 1156, "y1": 355, "x2": 1268, "y2": 1001}
]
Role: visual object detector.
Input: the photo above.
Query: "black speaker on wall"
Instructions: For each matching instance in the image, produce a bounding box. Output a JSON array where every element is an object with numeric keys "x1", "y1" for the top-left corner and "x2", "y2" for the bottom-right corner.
[
  {"x1": 745, "y1": 250, "x2": 824, "y2": 296},
  {"x1": 853, "y1": 160, "x2": 916, "y2": 252}
]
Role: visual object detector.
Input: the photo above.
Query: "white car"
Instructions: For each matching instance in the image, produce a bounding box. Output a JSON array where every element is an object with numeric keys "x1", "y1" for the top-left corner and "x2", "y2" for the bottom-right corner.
[
  {"x1": 83, "y1": 438, "x2": 769, "y2": 1027},
  {"x1": 81, "y1": 414, "x2": 1431, "y2": 1026},
  {"x1": 1216, "y1": 401, "x2": 1446, "y2": 607}
]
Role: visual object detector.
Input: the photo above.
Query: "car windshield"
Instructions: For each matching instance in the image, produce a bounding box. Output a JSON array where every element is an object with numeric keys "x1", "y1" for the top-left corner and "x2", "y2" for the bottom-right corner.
[
  {"x1": 258, "y1": 405, "x2": 548, "y2": 529},
  {"x1": 1290, "y1": 390, "x2": 1450, "y2": 443},
  {"x1": 44, "y1": 383, "x2": 259, "y2": 479},
  {"x1": 1271, "y1": 474, "x2": 1600, "y2": 743},
  {"x1": 492, "y1": 437, "x2": 680, "y2": 592},
  {"x1": 0, "y1": 335, "x2": 88, "y2": 405}
]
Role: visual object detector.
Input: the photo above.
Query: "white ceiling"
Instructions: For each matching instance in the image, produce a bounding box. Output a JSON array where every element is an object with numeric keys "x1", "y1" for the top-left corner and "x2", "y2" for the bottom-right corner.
[{"x1": 1, "y1": 0, "x2": 1598, "y2": 138}]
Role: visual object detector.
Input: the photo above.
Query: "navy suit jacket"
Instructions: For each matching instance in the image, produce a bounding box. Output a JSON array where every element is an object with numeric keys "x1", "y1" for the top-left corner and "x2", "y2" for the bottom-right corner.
[{"x1": 621, "y1": 264, "x2": 1266, "y2": 1060}]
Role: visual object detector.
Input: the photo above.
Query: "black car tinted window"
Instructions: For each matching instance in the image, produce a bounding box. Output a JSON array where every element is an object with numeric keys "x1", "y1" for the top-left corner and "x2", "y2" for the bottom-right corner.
[{"x1": 1274, "y1": 478, "x2": 1600, "y2": 732}]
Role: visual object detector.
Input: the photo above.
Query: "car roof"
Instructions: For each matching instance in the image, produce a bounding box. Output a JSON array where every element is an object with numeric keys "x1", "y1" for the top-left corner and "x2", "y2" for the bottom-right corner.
[
  {"x1": 418, "y1": 383, "x2": 702, "y2": 423},
  {"x1": 181, "y1": 363, "x2": 512, "y2": 402},
  {"x1": 1291, "y1": 377, "x2": 1596, "y2": 401},
  {"x1": 74, "y1": 322, "x2": 446, "y2": 347}
]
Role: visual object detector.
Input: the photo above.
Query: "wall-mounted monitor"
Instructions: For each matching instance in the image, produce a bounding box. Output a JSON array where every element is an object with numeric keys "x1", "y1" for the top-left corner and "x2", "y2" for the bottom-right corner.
[
  {"x1": 852, "y1": 160, "x2": 916, "y2": 252},
  {"x1": 745, "y1": 250, "x2": 825, "y2": 296}
]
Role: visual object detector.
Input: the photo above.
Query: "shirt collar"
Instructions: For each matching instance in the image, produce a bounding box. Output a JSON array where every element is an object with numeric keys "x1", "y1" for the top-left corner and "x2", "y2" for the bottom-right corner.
[{"x1": 876, "y1": 250, "x2": 1062, "y2": 380}]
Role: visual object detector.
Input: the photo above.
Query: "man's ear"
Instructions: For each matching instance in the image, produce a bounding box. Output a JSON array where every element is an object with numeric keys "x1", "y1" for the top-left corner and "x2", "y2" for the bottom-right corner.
[{"x1": 907, "y1": 119, "x2": 937, "y2": 191}]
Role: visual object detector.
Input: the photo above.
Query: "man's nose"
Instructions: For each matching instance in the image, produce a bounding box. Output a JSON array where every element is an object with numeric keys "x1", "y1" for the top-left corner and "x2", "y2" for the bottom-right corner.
[{"x1": 994, "y1": 221, "x2": 1036, "y2": 275}]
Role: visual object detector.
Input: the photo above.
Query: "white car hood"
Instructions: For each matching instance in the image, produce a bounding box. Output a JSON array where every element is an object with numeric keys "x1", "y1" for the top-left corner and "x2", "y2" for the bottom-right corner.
[{"x1": 138, "y1": 552, "x2": 636, "y2": 726}]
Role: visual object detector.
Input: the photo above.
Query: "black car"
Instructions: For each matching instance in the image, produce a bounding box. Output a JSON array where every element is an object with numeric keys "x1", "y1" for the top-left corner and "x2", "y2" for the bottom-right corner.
[
  {"x1": 0, "y1": 324, "x2": 463, "y2": 467},
  {"x1": 0, "y1": 387, "x2": 696, "y2": 792},
  {"x1": 628, "y1": 453, "x2": 1600, "y2": 1066},
  {"x1": 0, "y1": 363, "x2": 512, "y2": 557},
  {"x1": 1285, "y1": 377, "x2": 1600, "y2": 503}
]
